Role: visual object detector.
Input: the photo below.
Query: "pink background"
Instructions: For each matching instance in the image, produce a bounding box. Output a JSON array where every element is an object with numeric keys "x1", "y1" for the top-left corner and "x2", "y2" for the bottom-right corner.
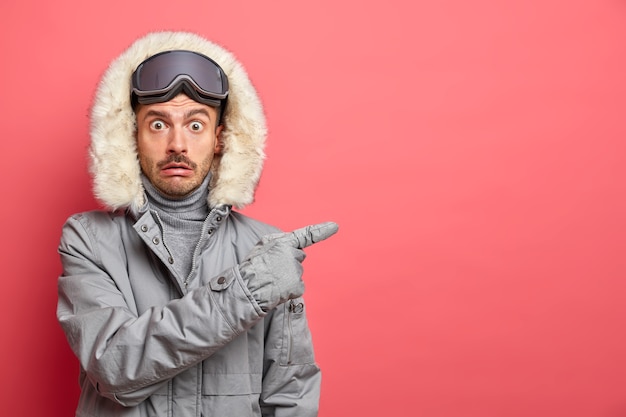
[{"x1": 2, "y1": 1, "x2": 626, "y2": 416}]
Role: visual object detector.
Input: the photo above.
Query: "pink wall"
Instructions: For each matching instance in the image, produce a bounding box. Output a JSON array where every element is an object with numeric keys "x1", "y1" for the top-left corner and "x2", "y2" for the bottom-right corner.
[{"x1": 2, "y1": 1, "x2": 626, "y2": 416}]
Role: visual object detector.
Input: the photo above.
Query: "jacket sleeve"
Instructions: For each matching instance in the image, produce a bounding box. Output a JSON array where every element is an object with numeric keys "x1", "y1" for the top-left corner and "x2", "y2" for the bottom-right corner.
[
  {"x1": 56, "y1": 213, "x2": 266, "y2": 407},
  {"x1": 260, "y1": 297, "x2": 322, "y2": 417}
]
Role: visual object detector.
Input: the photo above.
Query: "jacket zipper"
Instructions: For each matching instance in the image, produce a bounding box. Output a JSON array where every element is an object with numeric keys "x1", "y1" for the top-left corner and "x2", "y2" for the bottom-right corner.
[
  {"x1": 286, "y1": 301, "x2": 298, "y2": 364},
  {"x1": 287, "y1": 303, "x2": 294, "y2": 364},
  {"x1": 286, "y1": 301, "x2": 305, "y2": 364},
  {"x1": 151, "y1": 210, "x2": 190, "y2": 292},
  {"x1": 183, "y1": 206, "x2": 220, "y2": 290}
]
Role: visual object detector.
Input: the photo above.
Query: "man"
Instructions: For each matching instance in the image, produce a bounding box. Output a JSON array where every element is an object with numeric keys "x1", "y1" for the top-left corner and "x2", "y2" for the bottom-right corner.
[{"x1": 57, "y1": 31, "x2": 337, "y2": 417}]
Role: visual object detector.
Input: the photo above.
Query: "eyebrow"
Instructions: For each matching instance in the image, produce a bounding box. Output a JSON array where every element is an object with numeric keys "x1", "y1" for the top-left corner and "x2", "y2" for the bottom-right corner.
[
  {"x1": 184, "y1": 108, "x2": 212, "y2": 120},
  {"x1": 142, "y1": 110, "x2": 168, "y2": 121}
]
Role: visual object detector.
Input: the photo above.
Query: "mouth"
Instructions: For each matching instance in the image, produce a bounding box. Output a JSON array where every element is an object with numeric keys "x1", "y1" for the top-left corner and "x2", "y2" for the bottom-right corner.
[
  {"x1": 161, "y1": 163, "x2": 193, "y2": 177},
  {"x1": 162, "y1": 162, "x2": 191, "y2": 170}
]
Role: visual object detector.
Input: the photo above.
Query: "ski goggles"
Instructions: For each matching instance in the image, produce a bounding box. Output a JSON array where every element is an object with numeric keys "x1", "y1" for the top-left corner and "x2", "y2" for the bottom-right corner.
[{"x1": 131, "y1": 50, "x2": 229, "y2": 110}]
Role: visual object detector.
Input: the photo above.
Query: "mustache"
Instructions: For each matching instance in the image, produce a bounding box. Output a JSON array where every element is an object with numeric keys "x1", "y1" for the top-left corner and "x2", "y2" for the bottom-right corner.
[{"x1": 156, "y1": 154, "x2": 198, "y2": 170}]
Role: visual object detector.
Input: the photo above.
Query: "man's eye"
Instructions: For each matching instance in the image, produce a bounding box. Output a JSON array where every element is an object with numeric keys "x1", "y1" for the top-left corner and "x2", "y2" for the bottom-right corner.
[
  {"x1": 190, "y1": 122, "x2": 203, "y2": 132},
  {"x1": 150, "y1": 120, "x2": 165, "y2": 130}
]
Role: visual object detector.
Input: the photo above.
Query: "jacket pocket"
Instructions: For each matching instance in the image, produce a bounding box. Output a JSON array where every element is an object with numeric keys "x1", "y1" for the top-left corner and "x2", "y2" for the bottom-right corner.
[{"x1": 279, "y1": 298, "x2": 315, "y2": 365}]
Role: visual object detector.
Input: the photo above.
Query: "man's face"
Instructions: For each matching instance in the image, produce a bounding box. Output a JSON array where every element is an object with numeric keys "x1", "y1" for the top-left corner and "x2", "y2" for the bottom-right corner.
[{"x1": 135, "y1": 93, "x2": 223, "y2": 199}]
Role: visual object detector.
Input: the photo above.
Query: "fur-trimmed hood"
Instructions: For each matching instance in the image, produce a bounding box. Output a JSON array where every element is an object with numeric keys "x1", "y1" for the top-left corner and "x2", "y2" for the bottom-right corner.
[{"x1": 89, "y1": 31, "x2": 266, "y2": 214}]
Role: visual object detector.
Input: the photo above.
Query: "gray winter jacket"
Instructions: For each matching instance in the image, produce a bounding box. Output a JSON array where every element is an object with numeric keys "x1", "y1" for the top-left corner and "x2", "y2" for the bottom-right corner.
[{"x1": 57, "y1": 32, "x2": 321, "y2": 416}]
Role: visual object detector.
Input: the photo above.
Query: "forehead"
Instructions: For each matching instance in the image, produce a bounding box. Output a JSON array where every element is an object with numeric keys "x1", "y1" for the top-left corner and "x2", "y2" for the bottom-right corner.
[{"x1": 135, "y1": 93, "x2": 218, "y2": 120}]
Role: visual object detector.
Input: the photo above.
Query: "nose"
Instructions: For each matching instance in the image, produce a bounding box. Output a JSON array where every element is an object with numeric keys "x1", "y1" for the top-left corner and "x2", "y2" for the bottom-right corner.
[{"x1": 167, "y1": 126, "x2": 187, "y2": 154}]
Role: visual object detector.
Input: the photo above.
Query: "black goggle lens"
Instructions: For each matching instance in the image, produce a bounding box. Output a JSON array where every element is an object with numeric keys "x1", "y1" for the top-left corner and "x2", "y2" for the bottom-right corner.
[{"x1": 132, "y1": 50, "x2": 228, "y2": 99}]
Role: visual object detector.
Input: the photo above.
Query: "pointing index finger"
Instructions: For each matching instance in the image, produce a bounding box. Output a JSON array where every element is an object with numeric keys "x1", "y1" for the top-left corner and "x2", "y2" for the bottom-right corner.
[{"x1": 291, "y1": 221, "x2": 339, "y2": 249}]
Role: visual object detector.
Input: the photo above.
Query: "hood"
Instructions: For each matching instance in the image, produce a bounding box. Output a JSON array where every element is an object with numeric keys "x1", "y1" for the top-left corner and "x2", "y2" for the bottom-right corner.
[{"x1": 89, "y1": 31, "x2": 267, "y2": 213}]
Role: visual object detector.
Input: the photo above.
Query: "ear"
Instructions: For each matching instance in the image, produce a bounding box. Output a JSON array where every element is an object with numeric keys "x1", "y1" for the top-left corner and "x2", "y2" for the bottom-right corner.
[{"x1": 214, "y1": 125, "x2": 225, "y2": 155}]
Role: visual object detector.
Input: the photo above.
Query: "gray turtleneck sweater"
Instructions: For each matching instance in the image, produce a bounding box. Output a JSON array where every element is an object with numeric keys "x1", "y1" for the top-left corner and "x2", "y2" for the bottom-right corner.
[{"x1": 142, "y1": 174, "x2": 211, "y2": 279}]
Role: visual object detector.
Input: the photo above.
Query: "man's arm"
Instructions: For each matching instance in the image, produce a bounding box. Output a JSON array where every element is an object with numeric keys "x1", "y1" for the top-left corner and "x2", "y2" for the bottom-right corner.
[{"x1": 57, "y1": 214, "x2": 265, "y2": 406}]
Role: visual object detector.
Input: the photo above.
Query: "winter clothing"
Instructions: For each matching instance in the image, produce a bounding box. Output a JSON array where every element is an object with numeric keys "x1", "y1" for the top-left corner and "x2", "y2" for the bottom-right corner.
[{"x1": 57, "y1": 31, "x2": 325, "y2": 417}]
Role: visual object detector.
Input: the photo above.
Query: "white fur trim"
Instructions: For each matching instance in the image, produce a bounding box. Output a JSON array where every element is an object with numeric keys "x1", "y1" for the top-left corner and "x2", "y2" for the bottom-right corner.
[{"x1": 89, "y1": 31, "x2": 266, "y2": 213}]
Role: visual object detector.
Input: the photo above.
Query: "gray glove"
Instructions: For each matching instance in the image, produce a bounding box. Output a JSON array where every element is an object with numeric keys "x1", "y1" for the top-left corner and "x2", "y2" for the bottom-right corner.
[{"x1": 239, "y1": 222, "x2": 339, "y2": 312}]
